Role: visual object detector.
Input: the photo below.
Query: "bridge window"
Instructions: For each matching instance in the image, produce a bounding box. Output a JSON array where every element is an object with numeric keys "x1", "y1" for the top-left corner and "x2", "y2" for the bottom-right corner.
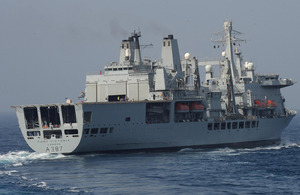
[
  {"x1": 24, "y1": 107, "x2": 39, "y2": 129},
  {"x1": 40, "y1": 106, "x2": 60, "y2": 128},
  {"x1": 62, "y1": 105, "x2": 76, "y2": 124}
]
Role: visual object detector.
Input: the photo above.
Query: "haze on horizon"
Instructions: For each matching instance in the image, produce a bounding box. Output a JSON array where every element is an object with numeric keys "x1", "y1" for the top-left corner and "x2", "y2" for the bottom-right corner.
[{"x1": 1, "y1": 0, "x2": 300, "y2": 114}]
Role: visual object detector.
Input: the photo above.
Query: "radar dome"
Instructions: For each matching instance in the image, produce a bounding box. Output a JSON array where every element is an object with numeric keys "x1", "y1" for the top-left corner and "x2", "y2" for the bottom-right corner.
[
  {"x1": 222, "y1": 51, "x2": 226, "y2": 57},
  {"x1": 205, "y1": 65, "x2": 212, "y2": 73},
  {"x1": 184, "y1": 53, "x2": 190, "y2": 60},
  {"x1": 247, "y1": 62, "x2": 254, "y2": 71}
]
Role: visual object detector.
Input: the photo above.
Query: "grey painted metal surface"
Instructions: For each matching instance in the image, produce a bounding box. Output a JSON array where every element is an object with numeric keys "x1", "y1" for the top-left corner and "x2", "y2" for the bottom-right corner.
[{"x1": 12, "y1": 21, "x2": 296, "y2": 154}]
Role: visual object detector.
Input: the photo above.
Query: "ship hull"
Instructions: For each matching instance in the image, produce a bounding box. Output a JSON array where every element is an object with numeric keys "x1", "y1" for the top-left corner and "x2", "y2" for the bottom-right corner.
[{"x1": 14, "y1": 102, "x2": 295, "y2": 154}]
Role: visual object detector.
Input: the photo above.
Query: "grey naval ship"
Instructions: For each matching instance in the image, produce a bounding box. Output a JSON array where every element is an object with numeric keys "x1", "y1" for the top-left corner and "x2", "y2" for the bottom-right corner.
[{"x1": 13, "y1": 21, "x2": 296, "y2": 154}]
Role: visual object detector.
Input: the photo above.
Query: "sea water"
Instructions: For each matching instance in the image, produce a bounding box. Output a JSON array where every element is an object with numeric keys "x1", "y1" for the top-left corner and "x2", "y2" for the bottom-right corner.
[{"x1": 0, "y1": 112, "x2": 299, "y2": 195}]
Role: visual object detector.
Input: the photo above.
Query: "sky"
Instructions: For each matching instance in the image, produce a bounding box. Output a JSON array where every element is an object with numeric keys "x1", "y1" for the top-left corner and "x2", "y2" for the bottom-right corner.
[{"x1": 0, "y1": 0, "x2": 300, "y2": 114}]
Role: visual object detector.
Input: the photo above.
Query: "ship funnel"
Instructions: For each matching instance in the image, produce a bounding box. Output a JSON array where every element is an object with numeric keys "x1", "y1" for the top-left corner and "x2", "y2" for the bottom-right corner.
[
  {"x1": 119, "y1": 37, "x2": 135, "y2": 65},
  {"x1": 161, "y1": 35, "x2": 183, "y2": 77},
  {"x1": 119, "y1": 31, "x2": 142, "y2": 66}
]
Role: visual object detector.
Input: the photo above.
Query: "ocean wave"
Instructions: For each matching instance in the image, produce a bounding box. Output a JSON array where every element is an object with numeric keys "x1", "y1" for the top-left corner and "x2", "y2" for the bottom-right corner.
[
  {"x1": 178, "y1": 140, "x2": 300, "y2": 156},
  {"x1": 0, "y1": 170, "x2": 18, "y2": 176},
  {"x1": 0, "y1": 150, "x2": 66, "y2": 167}
]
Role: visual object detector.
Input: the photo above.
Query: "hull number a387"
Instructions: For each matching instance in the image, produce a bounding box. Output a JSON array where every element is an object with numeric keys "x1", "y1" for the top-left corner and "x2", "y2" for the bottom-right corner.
[{"x1": 46, "y1": 146, "x2": 63, "y2": 153}]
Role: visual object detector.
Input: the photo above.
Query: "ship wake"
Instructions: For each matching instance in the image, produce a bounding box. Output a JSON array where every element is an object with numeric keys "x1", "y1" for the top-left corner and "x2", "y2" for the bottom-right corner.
[{"x1": 0, "y1": 150, "x2": 66, "y2": 168}]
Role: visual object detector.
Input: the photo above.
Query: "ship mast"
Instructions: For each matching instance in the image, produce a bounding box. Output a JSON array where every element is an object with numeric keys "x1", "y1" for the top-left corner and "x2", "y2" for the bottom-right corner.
[
  {"x1": 132, "y1": 31, "x2": 142, "y2": 65},
  {"x1": 213, "y1": 21, "x2": 245, "y2": 81},
  {"x1": 212, "y1": 21, "x2": 246, "y2": 116}
]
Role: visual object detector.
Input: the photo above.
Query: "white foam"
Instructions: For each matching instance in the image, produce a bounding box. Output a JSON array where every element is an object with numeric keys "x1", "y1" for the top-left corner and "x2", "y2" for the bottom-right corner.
[
  {"x1": 0, "y1": 170, "x2": 18, "y2": 176},
  {"x1": 12, "y1": 162, "x2": 23, "y2": 167},
  {"x1": 21, "y1": 176, "x2": 28, "y2": 180},
  {"x1": 0, "y1": 150, "x2": 66, "y2": 167},
  {"x1": 178, "y1": 140, "x2": 300, "y2": 157},
  {"x1": 32, "y1": 181, "x2": 48, "y2": 189},
  {"x1": 68, "y1": 187, "x2": 80, "y2": 193}
]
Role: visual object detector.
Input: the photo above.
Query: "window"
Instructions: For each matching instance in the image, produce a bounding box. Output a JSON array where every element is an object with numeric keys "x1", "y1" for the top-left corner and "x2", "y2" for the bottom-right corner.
[
  {"x1": 232, "y1": 122, "x2": 237, "y2": 129},
  {"x1": 100, "y1": 128, "x2": 108, "y2": 134},
  {"x1": 227, "y1": 122, "x2": 231, "y2": 129},
  {"x1": 208, "y1": 123, "x2": 212, "y2": 130},
  {"x1": 24, "y1": 107, "x2": 39, "y2": 129},
  {"x1": 64, "y1": 129, "x2": 78, "y2": 135},
  {"x1": 257, "y1": 121, "x2": 259, "y2": 128},
  {"x1": 27, "y1": 131, "x2": 41, "y2": 136},
  {"x1": 109, "y1": 127, "x2": 114, "y2": 133},
  {"x1": 245, "y1": 121, "x2": 250, "y2": 128},
  {"x1": 221, "y1": 122, "x2": 226, "y2": 130},
  {"x1": 239, "y1": 122, "x2": 244, "y2": 129},
  {"x1": 108, "y1": 95, "x2": 126, "y2": 102},
  {"x1": 83, "y1": 129, "x2": 89, "y2": 134},
  {"x1": 163, "y1": 41, "x2": 166, "y2": 47},
  {"x1": 214, "y1": 123, "x2": 220, "y2": 130},
  {"x1": 84, "y1": 112, "x2": 92, "y2": 123},
  {"x1": 251, "y1": 121, "x2": 256, "y2": 128},
  {"x1": 125, "y1": 117, "x2": 131, "y2": 122},
  {"x1": 168, "y1": 41, "x2": 170, "y2": 46},
  {"x1": 43, "y1": 130, "x2": 62, "y2": 139},
  {"x1": 91, "y1": 128, "x2": 98, "y2": 134}
]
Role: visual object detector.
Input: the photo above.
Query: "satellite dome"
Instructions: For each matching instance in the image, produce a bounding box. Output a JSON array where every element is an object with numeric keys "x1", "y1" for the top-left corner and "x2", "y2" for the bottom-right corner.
[
  {"x1": 205, "y1": 65, "x2": 212, "y2": 73},
  {"x1": 184, "y1": 53, "x2": 191, "y2": 60}
]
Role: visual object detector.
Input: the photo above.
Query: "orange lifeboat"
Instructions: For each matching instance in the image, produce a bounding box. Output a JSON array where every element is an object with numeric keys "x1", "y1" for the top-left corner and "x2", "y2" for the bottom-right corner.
[
  {"x1": 271, "y1": 101, "x2": 277, "y2": 107},
  {"x1": 265, "y1": 100, "x2": 277, "y2": 108},
  {"x1": 267, "y1": 100, "x2": 272, "y2": 107},
  {"x1": 254, "y1": 100, "x2": 266, "y2": 108},
  {"x1": 190, "y1": 103, "x2": 204, "y2": 112},
  {"x1": 175, "y1": 103, "x2": 189, "y2": 112}
]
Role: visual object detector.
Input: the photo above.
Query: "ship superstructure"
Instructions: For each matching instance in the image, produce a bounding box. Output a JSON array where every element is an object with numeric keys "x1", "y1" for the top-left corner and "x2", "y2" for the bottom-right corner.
[{"x1": 13, "y1": 21, "x2": 296, "y2": 154}]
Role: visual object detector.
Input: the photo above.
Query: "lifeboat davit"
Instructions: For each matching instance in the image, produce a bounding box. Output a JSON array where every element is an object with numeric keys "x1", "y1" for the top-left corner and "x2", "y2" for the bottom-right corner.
[
  {"x1": 190, "y1": 103, "x2": 204, "y2": 112},
  {"x1": 175, "y1": 103, "x2": 189, "y2": 112}
]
